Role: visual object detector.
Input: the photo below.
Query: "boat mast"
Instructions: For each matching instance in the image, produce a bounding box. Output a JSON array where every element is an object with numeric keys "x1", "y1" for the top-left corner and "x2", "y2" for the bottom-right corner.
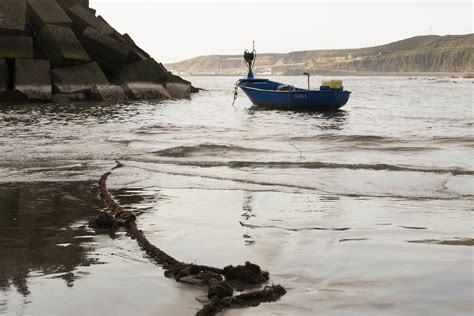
[
  {"x1": 244, "y1": 41, "x2": 256, "y2": 79},
  {"x1": 303, "y1": 72, "x2": 310, "y2": 90}
]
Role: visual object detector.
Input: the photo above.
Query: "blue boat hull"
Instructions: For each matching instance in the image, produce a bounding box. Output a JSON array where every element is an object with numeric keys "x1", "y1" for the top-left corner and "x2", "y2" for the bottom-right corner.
[{"x1": 237, "y1": 78, "x2": 351, "y2": 111}]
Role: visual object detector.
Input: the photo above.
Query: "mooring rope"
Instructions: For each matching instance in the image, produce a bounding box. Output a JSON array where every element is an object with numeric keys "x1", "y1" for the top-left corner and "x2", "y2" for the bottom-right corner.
[{"x1": 90, "y1": 161, "x2": 286, "y2": 316}]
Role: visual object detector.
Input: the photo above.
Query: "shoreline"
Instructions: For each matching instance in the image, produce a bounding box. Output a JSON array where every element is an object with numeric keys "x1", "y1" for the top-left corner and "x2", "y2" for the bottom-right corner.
[{"x1": 172, "y1": 72, "x2": 474, "y2": 78}]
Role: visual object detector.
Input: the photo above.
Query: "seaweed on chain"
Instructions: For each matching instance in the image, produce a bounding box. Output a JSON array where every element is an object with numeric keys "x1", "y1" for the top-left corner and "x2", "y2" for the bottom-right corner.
[{"x1": 89, "y1": 161, "x2": 286, "y2": 315}]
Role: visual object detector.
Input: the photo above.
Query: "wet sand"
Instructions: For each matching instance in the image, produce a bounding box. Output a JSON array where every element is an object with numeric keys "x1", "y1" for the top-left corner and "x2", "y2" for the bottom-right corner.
[{"x1": 1, "y1": 174, "x2": 472, "y2": 315}]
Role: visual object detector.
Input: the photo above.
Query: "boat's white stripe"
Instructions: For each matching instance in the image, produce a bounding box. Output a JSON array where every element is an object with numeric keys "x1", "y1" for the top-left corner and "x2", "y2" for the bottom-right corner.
[
  {"x1": 239, "y1": 85, "x2": 304, "y2": 93},
  {"x1": 239, "y1": 85, "x2": 350, "y2": 94}
]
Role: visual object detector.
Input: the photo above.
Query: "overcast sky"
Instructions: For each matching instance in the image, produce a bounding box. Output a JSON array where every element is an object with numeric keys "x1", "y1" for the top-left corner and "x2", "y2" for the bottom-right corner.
[{"x1": 90, "y1": 0, "x2": 473, "y2": 63}]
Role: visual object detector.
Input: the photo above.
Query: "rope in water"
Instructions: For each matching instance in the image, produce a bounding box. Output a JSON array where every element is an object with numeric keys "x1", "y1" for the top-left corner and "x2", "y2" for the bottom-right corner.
[{"x1": 90, "y1": 161, "x2": 286, "y2": 315}]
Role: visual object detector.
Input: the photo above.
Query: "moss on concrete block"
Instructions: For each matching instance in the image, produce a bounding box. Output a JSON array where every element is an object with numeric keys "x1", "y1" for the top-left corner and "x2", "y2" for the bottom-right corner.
[
  {"x1": 0, "y1": 35, "x2": 34, "y2": 59},
  {"x1": 50, "y1": 61, "x2": 109, "y2": 93},
  {"x1": 38, "y1": 24, "x2": 89, "y2": 68},
  {"x1": 0, "y1": 0, "x2": 27, "y2": 35},
  {"x1": 27, "y1": 0, "x2": 72, "y2": 32}
]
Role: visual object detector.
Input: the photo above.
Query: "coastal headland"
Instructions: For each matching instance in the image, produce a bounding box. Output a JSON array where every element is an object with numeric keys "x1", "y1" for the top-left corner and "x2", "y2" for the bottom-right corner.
[
  {"x1": 0, "y1": 0, "x2": 193, "y2": 103},
  {"x1": 167, "y1": 34, "x2": 474, "y2": 77}
]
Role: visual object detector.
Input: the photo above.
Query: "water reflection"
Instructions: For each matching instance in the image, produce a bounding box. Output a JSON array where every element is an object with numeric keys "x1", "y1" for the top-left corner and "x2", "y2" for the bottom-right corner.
[
  {"x1": 0, "y1": 101, "x2": 150, "y2": 126},
  {"x1": 110, "y1": 187, "x2": 166, "y2": 216},
  {"x1": 0, "y1": 181, "x2": 102, "y2": 295},
  {"x1": 241, "y1": 192, "x2": 256, "y2": 245},
  {"x1": 241, "y1": 191, "x2": 255, "y2": 220},
  {"x1": 315, "y1": 110, "x2": 348, "y2": 130},
  {"x1": 245, "y1": 108, "x2": 349, "y2": 131}
]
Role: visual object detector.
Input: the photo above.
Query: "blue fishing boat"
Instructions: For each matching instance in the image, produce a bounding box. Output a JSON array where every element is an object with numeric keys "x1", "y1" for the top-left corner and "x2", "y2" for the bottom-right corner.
[{"x1": 234, "y1": 44, "x2": 351, "y2": 111}]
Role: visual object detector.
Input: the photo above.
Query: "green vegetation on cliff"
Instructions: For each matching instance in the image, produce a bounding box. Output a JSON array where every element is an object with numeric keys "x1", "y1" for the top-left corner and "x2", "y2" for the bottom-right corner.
[{"x1": 167, "y1": 34, "x2": 473, "y2": 75}]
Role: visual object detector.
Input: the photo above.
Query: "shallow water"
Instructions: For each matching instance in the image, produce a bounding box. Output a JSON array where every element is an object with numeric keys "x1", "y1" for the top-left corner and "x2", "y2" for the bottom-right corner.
[{"x1": 0, "y1": 76, "x2": 473, "y2": 315}]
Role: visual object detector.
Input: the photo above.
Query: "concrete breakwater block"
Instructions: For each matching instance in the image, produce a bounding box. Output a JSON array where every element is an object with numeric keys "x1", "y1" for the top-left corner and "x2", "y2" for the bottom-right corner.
[
  {"x1": 117, "y1": 58, "x2": 167, "y2": 83},
  {"x1": 52, "y1": 92, "x2": 86, "y2": 102},
  {"x1": 123, "y1": 82, "x2": 171, "y2": 100},
  {"x1": 166, "y1": 73, "x2": 191, "y2": 85},
  {"x1": 120, "y1": 34, "x2": 150, "y2": 58},
  {"x1": 14, "y1": 59, "x2": 52, "y2": 100},
  {"x1": 89, "y1": 84, "x2": 127, "y2": 102},
  {"x1": 38, "y1": 24, "x2": 89, "y2": 68},
  {"x1": 80, "y1": 27, "x2": 129, "y2": 72},
  {"x1": 112, "y1": 32, "x2": 149, "y2": 64},
  {"x1": 0, "y1": 0, "x2": 27, "y2": 35},
  {"x1": 165, "y1": 82, "x2": 191, "y2": 99},
  {"x1": 67, "y1": 4, "x2": 115, "y2": 35},
  {"x1": 50, "y1": 61, "x2": 108, "y2": 93},
  {"x1": 0, "y1": 1, "x2": 191, "y2": 102},
  {"x1": 166, "y1": 73, "x2": 199, "y2": 93},
  {"x1": 56, "y1": 0, "x2": 89, "y2": 10},
  {"x1": 27, "y1": 0, "x2": 72, "y2": 32},
  {"x1": 0, "y1": 59, "x2": 9, "y2": 91},
  {"x1": 0, "y1": 35, "x2": 34, "y2": 59}
]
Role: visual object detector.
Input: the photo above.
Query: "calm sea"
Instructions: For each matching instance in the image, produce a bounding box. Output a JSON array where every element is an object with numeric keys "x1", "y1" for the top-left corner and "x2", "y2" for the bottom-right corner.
[{"x1": 0, "y1": 76, "x2": 472, "y2": 315}]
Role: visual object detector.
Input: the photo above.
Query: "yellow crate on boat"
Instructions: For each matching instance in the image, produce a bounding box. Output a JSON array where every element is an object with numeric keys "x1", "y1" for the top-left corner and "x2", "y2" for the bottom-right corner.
[{"x1": 322, "y1": 79, "x2": 343, "y2": 89}]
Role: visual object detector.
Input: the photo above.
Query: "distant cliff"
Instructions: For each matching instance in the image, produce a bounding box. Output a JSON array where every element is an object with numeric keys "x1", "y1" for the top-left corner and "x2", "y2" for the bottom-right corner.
[{"x1": 167, "y1": 34, "x2": 474, "y2": 76}]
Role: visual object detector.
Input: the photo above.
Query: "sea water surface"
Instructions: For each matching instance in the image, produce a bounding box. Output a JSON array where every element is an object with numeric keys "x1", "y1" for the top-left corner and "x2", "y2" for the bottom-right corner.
[{"x1": 0, "y1": 76, "x2": 472, "y2": 315}]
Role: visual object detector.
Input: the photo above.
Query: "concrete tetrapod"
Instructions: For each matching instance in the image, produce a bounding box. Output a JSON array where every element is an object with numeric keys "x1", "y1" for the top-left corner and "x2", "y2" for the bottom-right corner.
[
  {"x1": 79, "y1": 27, "x2": 129, "y2": 73},
  {"x1": 117, "y1": 58, "x2": 168, "y2": 83},
  {"x1": 0, "y1": 0, "x2": 196, "y2": 103},
  {"x1": 89, "y1": 84, "x2": 128, "y2": 102},
  {"x1": 50, "y1": 61, "x2": 108, "y2": 93},
  {"x1": 122, "y1": 82, "x2": 171, "y2": 100},
  {"x1": 38, "y1": 24, "x2": 90, "y2": 68},
  {"x1": 67, "y1": 4, "x2": 115, "y2": 35},
  {"x1": 14, "y1": 59, "x2": 52, "y2": 100},
  {"x1": 165, "y1": 82, "x2": 191, "y2": 99},
  {"x1": 0, "y1": 0, "x2": 27, "y2": 36},
  {"x1": 112, "y1": 32, "x2": 149, "y2": 64},
  {"x1": 26, "y1": 0, "x2": 73, "y2": 32},
  {"x1": 56, "y1": 0, "x2": 89, "y2": 11}
]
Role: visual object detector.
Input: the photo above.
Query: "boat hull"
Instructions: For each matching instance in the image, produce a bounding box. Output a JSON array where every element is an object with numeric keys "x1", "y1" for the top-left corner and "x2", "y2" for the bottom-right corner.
[{"x1": 237, "y1": 79, "x2": 351, "y2": 111}]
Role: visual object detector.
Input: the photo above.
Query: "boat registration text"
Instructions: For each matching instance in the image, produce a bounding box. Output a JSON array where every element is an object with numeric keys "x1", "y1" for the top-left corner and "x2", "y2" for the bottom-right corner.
[{"x1": 294, "y1": 94, "x2": 307, "y2": 99}]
